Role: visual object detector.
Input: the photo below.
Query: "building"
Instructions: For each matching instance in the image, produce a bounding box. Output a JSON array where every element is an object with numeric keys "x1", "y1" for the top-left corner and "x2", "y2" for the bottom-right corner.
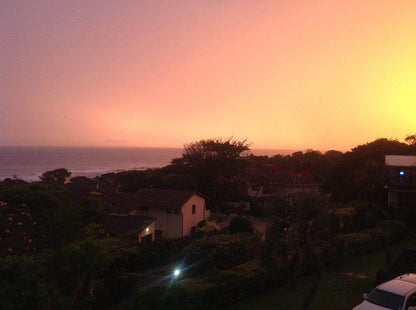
[
  {"x1": 385, "y1": 155, "x2": 416, "y2": 209},
  {"x1": 106, "y1": 189, "x2": 209, "y2": 238},
  {"x1": 240, "y1": 169, "x2": 320, "y2": 199}
]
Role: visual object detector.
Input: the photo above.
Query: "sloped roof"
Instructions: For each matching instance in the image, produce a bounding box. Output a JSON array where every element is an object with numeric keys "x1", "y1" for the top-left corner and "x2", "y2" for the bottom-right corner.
[
  {"x1": 135, "y1": 188, "x2": 205, "y2": 209},
  {"x1": 103, "y1": 215, "x2": 155, "y2": 235},
  {"x1": 106, "y1": 189, "x2": 206, "y2": 214}
]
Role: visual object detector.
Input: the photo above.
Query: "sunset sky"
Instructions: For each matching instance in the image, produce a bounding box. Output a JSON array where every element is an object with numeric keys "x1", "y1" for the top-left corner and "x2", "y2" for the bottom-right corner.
[{"x1": 1, "y1": 0, "x2": 415, "y2": 151}]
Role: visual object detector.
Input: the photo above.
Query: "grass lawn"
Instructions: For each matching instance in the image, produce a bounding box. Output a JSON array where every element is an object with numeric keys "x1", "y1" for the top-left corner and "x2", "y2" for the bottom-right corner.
[
  {"x1": 310, "y1": 239, "x2": 416, "y2": 310},
  {"x1": 308, "y1": 251, "x2": 385, "y2": 310},
  {"x1": 227, "y1": 238, "x2": 416, "y2": 310},
  {"x1": 226, "y1": 274, "x2": 316, "y2": 310}
]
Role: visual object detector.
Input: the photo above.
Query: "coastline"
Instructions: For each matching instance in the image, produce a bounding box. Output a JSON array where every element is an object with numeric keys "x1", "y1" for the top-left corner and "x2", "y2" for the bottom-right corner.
[{"x1": 0, "y1": 146, "x2": 302, "y2": 182}]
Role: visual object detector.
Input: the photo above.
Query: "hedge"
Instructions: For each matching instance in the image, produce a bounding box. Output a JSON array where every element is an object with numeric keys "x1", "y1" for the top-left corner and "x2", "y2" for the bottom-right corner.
[
  {"x1": 333, "y1": 220, "x2": 406, "y2": 256},
  {"x1": 122, "y1": 220, "x2": 407, "y2": 309},
  {"x1": 179, "y1": 233, "x2": 260, "y2": 275},
  {"x1": 125, "y1": 260, "x2": 288, "y2": 310}
]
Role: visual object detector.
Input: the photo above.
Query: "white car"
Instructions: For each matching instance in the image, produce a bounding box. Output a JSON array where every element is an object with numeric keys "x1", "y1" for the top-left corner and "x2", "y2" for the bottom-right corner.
[{"x1": 353, "y1": 274, "x2": 416, "y2": 310}]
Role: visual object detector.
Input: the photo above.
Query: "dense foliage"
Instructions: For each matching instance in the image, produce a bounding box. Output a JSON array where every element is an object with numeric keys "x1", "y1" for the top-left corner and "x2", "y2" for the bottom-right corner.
[
  {"x1": 180, "y1": 233, "x2": 260, "y2": 275},
  {"x1": 0, "y1": 236, "x2": 118, "y2": 310},
  {"x1": 0, "y1": 135, "x2": 414, "y2": 309},
  {"x1": 126, "y1": 260, "x2": 289, "y2": 310},
  {"x1": 228, "y1": 216, "x2": 254, "y2": 234}
]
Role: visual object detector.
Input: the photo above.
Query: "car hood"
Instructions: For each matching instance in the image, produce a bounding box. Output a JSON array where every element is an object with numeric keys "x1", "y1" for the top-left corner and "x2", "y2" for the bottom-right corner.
[{"x1": 353, "y1": 300, "x2": 397, "y2": 310}]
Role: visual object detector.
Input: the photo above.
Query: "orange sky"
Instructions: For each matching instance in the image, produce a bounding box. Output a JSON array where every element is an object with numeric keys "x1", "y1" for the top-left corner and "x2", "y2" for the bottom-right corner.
[{"x1": 1, "y1": 0, "x2": 415, "y2": 151}]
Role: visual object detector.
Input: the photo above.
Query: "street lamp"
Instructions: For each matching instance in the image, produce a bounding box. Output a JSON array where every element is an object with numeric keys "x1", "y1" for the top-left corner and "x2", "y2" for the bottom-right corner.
[{"x1": 173, "y1": 268, "x2": 181, "y2": 278}]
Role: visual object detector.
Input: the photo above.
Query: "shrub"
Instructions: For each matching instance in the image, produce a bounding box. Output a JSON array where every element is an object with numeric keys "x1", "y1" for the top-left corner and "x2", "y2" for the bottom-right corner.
[
  {"x1": 0, "y1": 237, "x2": 118, "y2": 310},
  {"x1": 196, "y1": 220, "x2": 219, "y2": 237},
  {"x1": 180, "y1": 234, "x2": 260, "y2": 275},
  {"x1": 229, "y1": 217, "x2": 254, "y2": 234},
  {"x1": 333, "y1": 220, "x2": 406, "y2": 256},
  {"x1": 126, "y1": 260, "x2": 289, "y2": 310},
  {"x1": 114, "y1": 237, "x2": 192, "y2": 271},
  {"x1": 334, "y1": 207, "x2": 356, "y2": 232},
  {"x1": 248, "y1": 204, "x2": 264, "y2": 217}
]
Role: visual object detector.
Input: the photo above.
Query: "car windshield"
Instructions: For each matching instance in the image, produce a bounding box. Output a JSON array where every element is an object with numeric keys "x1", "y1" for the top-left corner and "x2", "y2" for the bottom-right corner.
[{"x1": 366, "y1": 289, "x2": 404, "y2": 310}]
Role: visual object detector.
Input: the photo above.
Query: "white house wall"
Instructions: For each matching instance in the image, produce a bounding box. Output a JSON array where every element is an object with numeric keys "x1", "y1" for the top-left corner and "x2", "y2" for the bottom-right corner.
[
  {"x1": 181, "y1": 195, "x2": 208, "y2": 237},
  {"x1": 138, "y1": 208, "x2": 183, "y2": 238},
  {"x1": 386, "y1": 155, "x2": 416, "y2": 167}
]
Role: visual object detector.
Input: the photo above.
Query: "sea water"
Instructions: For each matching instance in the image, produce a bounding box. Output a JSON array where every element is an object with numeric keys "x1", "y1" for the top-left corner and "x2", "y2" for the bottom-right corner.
[
  {"x1": 0, "y1": 147, "x2": 183, "y2": 181},
  {"x1": 0, "y1": 146, "x2": 295, "y2": 181}
]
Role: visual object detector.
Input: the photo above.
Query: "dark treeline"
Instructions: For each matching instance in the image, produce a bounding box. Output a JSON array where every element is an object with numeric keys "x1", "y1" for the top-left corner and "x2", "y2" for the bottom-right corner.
[{"x1": 92, "y1": 136, "x2": 415, "y2": 207}]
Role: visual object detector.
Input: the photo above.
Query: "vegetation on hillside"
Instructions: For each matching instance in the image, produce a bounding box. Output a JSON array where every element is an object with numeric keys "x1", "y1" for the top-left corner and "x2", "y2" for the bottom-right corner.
[{"x1": 0, "y1": 135, "x2": 415, "y2": 309}]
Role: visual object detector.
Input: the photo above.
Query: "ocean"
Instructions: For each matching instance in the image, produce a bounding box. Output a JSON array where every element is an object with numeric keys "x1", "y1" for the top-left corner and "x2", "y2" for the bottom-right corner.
[{"x1": 0, "y1": 146, "x2": 295, "y2": 182}]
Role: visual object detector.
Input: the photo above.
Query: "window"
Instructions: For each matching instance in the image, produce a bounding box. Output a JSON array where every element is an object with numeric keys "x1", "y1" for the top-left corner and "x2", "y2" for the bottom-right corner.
[
  {"x1": 406, "y1": 293, "x2": 416, "y2": 308},
  {"x1": 366, "y1": 289, "x2": 404, "y2": 310},
  {"x1": 192, "y1": 204, "x2": 196, "y2": 214}
]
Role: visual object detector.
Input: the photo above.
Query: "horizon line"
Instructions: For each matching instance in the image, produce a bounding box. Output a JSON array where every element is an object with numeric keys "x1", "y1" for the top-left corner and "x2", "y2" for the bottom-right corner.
[{"x1": 0, "y1": 144, "x2": 345, "y2": 153}]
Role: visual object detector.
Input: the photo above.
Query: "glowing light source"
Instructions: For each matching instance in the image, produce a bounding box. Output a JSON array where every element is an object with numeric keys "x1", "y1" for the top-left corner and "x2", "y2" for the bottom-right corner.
[
  {"x1": 399, "y1": 170, "x2": 405, "y2": 176},
  {"x1": 173, "y1": 268, "x2": 181, "y2": 277},
  {"x1": 146, "y1": 227, "x2": 149, "y2": 233}
]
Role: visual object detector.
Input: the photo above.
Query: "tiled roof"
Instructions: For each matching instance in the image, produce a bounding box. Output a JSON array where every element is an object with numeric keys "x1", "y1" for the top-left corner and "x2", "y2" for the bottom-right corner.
[
  {"x1": 135, "y1": 188, "x2": 203, "y2": 209},
  {"x1": 106, "y1": 189, "x2": 206, "y2": 214},
  {"x1": 105, "y1": 192, "x2": 142, "y2": 214}
]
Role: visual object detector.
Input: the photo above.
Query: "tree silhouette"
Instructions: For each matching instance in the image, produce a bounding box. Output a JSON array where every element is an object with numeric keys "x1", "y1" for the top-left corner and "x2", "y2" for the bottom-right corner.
[
  {"x1": 171, "y1": 138, "x2": 250, "y2": 200},
  {"x1": 40, "y1": 168, "x2": 71, "y2": 184}
]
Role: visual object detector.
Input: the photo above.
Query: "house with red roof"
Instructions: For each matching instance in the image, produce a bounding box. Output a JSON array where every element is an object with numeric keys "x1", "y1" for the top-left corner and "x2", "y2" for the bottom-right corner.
[{"x1": 240, "y1": 169, "x2": 320, "y2": 199}]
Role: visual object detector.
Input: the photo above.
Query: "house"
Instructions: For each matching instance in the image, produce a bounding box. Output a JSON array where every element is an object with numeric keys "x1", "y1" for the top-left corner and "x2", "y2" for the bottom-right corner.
[
  {"x1": 385, "y1": 155, "x2": 416, "y2": 209},
  {"x1": 105, "y1": 189, "x2": 209, "y2": 238},
  {"x1": 240, "y1": 169, "x2": 320, "y2": 199},
  {"x1": 103, "y1": 215, "x2": 156, "y2": 243}
]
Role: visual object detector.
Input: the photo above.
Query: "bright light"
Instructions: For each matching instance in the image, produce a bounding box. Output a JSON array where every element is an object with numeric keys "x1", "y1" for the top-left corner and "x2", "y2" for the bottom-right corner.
[
  {"x1": 400, "y1": 170, "x2": 405, "y2": 176},
  {"x1": 146, "y1": 227, "x2": 149, "y2": 233},
  {"x1": 173, "y1": 268, "x2": 181, "y2": 277}
]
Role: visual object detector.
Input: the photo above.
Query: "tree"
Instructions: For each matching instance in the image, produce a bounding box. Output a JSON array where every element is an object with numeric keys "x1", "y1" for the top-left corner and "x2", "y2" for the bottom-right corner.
[
  {"x1": 171, "y1": 138, "x2": 250, "y2": 201},
  {"x1": 405, "y1": 134, "x2": 416, "y2": 154},
  {"x1": 0, "y1": 201, "x2": 37, "y2": 257},
  {"x1": 40, "y1": 168, "x2": 71, "y2": 184},
  {"x1": 264, "y1": 194, "x2": 331, "y2": 280},
  {"x1": 327, "y1": 138, "x2": 411, "y2": 202},
  {"x1": 405, "y1": 134, "x2": 416, "y2": 146},
  {"x1": 0, "y1": 183, "x2": 79, "y2": 248},
  {"x1": 175, "y1": 138, "x2": 250, "y2": 173}
]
